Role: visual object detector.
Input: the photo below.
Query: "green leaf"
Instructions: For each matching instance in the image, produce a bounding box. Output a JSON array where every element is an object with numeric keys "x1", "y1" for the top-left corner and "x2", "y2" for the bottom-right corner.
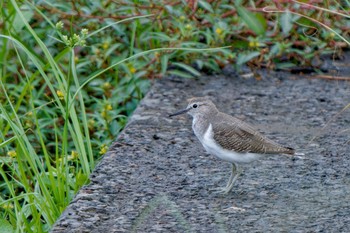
[
  {"x1": 105, "y1": 44, "x2": 122, "y2": 58},
  {"x1": 231, "y1": 39, "x2": 249, "y2": 49},
  {"x1": 203, "y1": 59, "x2": 220, "y2": 72},
  {"x1": 0, "y1": 134, "x2": 17, "y2": 147},
  {"x1": 275, "y1": 62, "x2": 296, "y2": 70},
  {"x1": 0, "y1": 157, "x2": 14, "y2": 164},
  {"x1": 145, "y1": 32, "x2": 177, "y2": 42},
  {"x1": 0, "y1": 219, "x2": 14, "y2": 233},
  {"x1": 75, "y1": 172, "x2": 89, "y2": 191},
  {"x1": 237, "y1": 51, "x2": 260, "y2": 66},
  {"x1": 198, "y1": 0, "x2": 214, "y2": 13},
  {"x1": 12, "y1": 4, "x2": 34, "y2": 32},
  {"x1": 164, "y1": 5, "x2": 174, "y2": 14},
  {"x1": 269, "y1": 43, "x2": 281, "y2": 57},
  {"x1": 195, "y1": 59, "x2": 204, "y2": 70},
  {"x1": 234, "y1": 4, "x2": 266, "y2": 35},
  {"x1": 167, "y1": 70, "x2": 194, "y2": 79},
  {"x1": 280, "y1": 10, "x2": 293, "y2": 36},
  {"x1": 161, "y1": 54, "x2": 169, "y2": 74},
  {"x1": 296, "y1": 17, "x2": 316, "y2": 27},
  {"x1": 171, "y1": 62, "x2": 201, "y2": 77}
]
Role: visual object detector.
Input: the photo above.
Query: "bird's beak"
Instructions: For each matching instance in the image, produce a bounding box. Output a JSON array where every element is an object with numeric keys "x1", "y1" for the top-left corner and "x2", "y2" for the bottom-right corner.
[{"x1": 169, "y1": 107, "x2": 190, "y2": 117}]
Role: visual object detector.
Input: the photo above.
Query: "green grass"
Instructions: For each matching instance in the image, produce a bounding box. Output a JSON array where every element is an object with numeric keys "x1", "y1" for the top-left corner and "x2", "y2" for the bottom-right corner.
[{"x1": 0, "y1": 0, "x2": 349, "y2": 232}]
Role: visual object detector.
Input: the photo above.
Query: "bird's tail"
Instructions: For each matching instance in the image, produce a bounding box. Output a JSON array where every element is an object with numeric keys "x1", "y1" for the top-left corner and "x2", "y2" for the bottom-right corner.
[
  {"x1": 284, "y1": 147, "x2": 295, "y2": 155},
  {"x1": 284, "y1": 147, "x2": 306, "y2": 159}
]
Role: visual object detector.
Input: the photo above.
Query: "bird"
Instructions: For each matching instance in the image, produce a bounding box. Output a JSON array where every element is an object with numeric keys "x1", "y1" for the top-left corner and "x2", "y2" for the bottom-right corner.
[{"x1": 169, "y1": 96, "x2": 295, "y2": 194}]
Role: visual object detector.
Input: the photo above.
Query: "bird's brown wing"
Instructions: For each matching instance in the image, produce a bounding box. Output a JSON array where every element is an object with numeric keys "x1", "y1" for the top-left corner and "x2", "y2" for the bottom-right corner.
[{"x1": 212, "y1": 115, "x2": 294, "y2": 155}]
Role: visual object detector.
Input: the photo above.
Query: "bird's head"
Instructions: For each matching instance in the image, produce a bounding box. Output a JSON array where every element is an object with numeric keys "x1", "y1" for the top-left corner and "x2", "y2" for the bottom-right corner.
[{"x1": 169, "y1": 97, "x2": 218, "y2": 118}]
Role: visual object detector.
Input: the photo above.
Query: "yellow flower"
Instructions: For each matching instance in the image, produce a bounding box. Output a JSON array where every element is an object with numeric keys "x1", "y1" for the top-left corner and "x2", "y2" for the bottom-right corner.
[
  {"x1": 102, "y1": 82, "x2": 111, "y2": 89},
  {"x1": 215, "y1": 28, "x2": 223, "y2": 35},
  {"x1": 102, "y1": 41, "x2": 109, "y2": 50},
  {"x1": 185, "y1": 24, "x2": 192, "y2": 30},
  {"x1": 129, "y1": 66, "x2": 136, "y2": 74},
  {"x1": 88, "y1": 119, "x2": 95, "y2": 129},
  {"x1": 179, "y1": 15, "x2": 186, "y2": 21},
  {"x1": 106, "y1": 104, "x2": 112, "y2": 111},
  {"x1": 7, "y1": 150, "x2": 16, "y2": 158},
  {"x1": 99, "y1": 144, "x2": 108, "y2": 155},
  {"x1": 1, "y1": 203, "x2": 14, "y2": 210},
  {"x1": 68, "y1": 150, "x2": 79, "y2": 160},
  {"x1": 56, "y1": 90, "x2": 64, "y2": 100},
  {"x1": 70, "y1": 151, "x2": 79, "y2": 160},
  {"x1": 249, "y1": 41, "x2": 260, "y2": 48}
]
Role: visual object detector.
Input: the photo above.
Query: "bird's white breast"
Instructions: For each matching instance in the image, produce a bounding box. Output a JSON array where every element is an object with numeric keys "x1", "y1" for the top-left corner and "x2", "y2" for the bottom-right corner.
[
  {"x1": 192, "y1": 116, "x2": 205, "y2": 142},
  {"x1": 200, "y1": 124, "x2": 261, "y2": 164}
]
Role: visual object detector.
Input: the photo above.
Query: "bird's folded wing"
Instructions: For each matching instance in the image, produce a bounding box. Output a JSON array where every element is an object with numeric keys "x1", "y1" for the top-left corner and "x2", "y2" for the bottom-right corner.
[{"x1": 212, "y1": 121, "x2": 291, "y2": 154}]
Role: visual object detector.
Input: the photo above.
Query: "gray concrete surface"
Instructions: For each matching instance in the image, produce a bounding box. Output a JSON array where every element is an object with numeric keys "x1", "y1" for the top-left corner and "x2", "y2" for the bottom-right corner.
[{"x1": 51, "y1": 69, "x2": 350, "y2": 232}]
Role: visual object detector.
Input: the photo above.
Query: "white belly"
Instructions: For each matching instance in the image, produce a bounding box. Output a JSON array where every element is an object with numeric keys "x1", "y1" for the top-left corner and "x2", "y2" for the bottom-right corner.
[{"x1": 201, "y1": 124, "x2": 262, "y2": 164}]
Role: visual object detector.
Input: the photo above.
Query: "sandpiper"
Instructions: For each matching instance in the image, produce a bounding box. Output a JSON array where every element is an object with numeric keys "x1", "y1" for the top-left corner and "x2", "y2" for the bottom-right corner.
[{"x1": 169, "y1": 97, "x2": 295, "y2": 194}]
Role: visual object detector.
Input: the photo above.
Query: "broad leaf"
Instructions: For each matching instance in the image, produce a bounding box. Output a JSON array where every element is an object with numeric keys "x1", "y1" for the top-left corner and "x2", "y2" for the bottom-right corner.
[
  {"x1": 172, "y1": 62, "x2": 201, "y2": 77},
  {"x1": 198, "y1": 0, "x2": 214, "y2": 13},
  {"x1": 12, "y1": 4, "x2": 34, "y2": 32},
  {"x1": 280, "y1": 10, "x2": 293, "y2": 35},
  {"x1": 0, "y1": 219, "x2": 14, "y2": 233},
  {"x1": 167, "y1": 70, "x2": 194, "y2": 79},
  {"x1": 234, "y1": 4, "x2": 266, "y2": 35},
  {"x1": 237, "y1": 51, "x2": 260, "y2": 66}
]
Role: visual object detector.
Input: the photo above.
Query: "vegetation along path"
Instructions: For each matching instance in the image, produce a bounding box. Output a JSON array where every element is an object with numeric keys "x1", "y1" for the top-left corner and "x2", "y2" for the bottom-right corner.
[{"x1": 52, "y1": 60, "x2": 350, "y2": 232}]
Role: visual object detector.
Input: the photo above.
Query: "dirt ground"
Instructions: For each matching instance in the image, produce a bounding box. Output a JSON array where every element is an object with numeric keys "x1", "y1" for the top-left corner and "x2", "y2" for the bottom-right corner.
[{"x1": 52, "y1": 59, "x2": 350, "y2": 232}]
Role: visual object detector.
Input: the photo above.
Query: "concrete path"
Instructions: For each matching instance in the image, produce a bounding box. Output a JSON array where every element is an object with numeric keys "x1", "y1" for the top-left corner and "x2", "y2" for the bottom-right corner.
[{"x1": 52, "y1": 70, "x2": 350, "y2": 232}]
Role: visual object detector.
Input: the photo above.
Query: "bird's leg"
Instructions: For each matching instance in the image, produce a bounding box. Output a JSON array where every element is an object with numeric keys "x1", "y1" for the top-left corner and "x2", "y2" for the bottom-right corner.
[
  {"x1": 224, "y1": 163, "x2": 236, "y2": 189},
  {"x1": 222, "y1": 163, "x2": 242, "y2": 194},
  {"x1": 210, "y1": 163, "x2": 242, "y2": 194}
]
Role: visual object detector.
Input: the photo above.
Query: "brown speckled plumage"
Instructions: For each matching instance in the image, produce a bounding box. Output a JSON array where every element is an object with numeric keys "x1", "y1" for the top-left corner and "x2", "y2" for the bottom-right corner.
[{"x1": 212, "y1": 112, "x2": 295, "y2": 155}]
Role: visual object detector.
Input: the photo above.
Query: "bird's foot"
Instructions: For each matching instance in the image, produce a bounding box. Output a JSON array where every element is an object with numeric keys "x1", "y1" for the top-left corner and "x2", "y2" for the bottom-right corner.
[{"x1": 209, "y1": 186, "x2": 231, "y2": 195}]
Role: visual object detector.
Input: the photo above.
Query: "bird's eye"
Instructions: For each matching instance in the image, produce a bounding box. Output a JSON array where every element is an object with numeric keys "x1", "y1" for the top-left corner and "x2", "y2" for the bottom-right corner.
[{"x1": 192, "y1": 104, "x2": 198, "y2": 108}]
